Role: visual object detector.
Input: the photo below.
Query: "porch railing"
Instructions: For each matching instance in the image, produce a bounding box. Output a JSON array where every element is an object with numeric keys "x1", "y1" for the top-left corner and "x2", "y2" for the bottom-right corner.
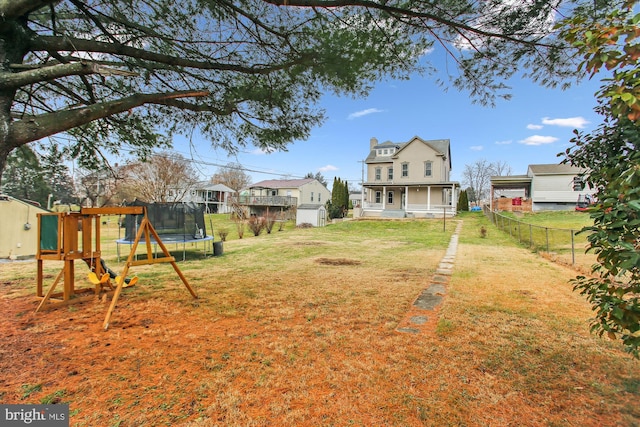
[{"x1": 228, "y1": 195, "x2": 297, "y2": 207}]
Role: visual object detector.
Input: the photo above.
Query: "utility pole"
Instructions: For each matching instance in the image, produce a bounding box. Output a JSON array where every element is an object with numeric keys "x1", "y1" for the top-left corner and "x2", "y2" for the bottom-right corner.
[{"x1": 358, "y1": 160, "x2": 365, "y2": 209}]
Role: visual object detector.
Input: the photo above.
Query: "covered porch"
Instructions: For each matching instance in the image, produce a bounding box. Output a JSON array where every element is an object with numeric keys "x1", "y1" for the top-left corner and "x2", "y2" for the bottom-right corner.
[
  {"x1": 489, "y1": 175, "x2": 532, "y2": 212},
  {"x1": 361, "y1": 183, "x2": 459, "y2": 218}
]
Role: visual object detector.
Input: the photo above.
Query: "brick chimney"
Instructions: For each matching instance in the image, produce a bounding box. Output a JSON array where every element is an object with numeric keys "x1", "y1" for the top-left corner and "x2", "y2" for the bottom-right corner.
[{"x1": 370, "y1": 137, "x2": 378, "y2": 150}]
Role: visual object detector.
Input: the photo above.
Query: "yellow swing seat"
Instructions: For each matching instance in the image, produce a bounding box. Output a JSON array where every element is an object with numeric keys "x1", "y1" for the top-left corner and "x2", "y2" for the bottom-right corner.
[
  {"x1": 88, "y1": 272, "x2": 110, "y2": 286},
  {"x1": 116, "y1": 276, "x2": 138, "y2": 288}
]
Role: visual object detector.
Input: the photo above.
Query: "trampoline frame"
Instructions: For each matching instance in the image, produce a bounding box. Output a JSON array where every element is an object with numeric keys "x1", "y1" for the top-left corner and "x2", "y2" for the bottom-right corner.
[{"x1": 116, "y1": 235, "x2": 213, "y2": 261}]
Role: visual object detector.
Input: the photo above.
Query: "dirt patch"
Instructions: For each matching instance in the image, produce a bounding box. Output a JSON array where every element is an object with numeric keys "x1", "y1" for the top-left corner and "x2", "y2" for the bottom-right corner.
[
  {"x1": 292, "y1": 241, "x2": 327, "y2": 246},
  {"x1": 314, "y1": 257, "x2": 362, "y2": 266}
]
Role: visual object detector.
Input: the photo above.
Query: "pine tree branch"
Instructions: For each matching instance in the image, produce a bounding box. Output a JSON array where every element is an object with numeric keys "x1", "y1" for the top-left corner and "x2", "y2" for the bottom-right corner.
[{"x1": 8, "y1": 89, "x2": 209, "y2": 146}]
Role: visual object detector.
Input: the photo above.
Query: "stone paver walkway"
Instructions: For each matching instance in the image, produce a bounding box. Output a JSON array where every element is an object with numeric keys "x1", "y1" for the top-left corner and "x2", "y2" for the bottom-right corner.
[{"x1": 396, "y1": 220, "x2": 463, "y2": 334}]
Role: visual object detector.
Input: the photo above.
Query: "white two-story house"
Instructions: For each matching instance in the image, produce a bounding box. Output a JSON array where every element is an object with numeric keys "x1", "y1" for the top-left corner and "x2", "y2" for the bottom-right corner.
[
  {"x1": 233, "y1": 178, "x2": 331, "y2": 226},
  {"x1": 362, "y1": 136, "x2": 459, "y2": 218}
]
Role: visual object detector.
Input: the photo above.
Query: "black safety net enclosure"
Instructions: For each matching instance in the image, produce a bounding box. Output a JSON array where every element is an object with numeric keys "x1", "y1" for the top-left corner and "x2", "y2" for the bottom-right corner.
[{"x1": 121, "y1": 201, "x2": 210, "y2": 243}]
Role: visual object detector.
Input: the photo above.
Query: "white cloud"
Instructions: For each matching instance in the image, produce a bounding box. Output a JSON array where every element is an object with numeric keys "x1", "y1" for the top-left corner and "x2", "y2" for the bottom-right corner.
[
  {"x1": 495, "y1": 140, "x2": 512, "y2": 145},
  {"x1": 470, "y1": 145, "x2": 484, "y2": 151},
  {"x1": 518, "y1": 135, "x2": 558, "y2": 146},
  {"x1": 527, "y1": 124, "x2": 543, "y2": 130},
  {"x1": 541, "y1": 116, "x2": 589, "y2": 128},
  {"x1": 249, "y1": 147, "x2": 273, "y2": 155},
  {"x1": 348, "y1": 108, "x2": 384, "y2": 120},
  {"x1": 319, "y1": 165, "x2": 338, "y2": 172}
]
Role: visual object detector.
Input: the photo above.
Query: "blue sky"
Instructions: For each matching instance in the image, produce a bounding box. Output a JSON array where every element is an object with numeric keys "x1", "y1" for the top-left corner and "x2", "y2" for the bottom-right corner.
[{"x1": 170, "y1": 56, "x2": 605, "y2": 190}]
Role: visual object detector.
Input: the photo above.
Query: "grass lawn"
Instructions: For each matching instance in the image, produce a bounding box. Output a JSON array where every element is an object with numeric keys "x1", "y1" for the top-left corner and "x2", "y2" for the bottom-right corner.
[
  {"x1": 0, "y1": 214, "x2": 637, "y2": 426},
  {"x1": 499, "y1": 210, "x2": 594, "y2": 231},
  {"x1": 485, "y1": 210, "x2": 597, "y2": 273}
]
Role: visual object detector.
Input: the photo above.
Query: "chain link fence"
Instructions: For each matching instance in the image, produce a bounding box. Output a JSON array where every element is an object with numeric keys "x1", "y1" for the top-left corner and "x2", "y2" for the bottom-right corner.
[{"x1": 483, "y1": 207, "x2": 595, "y2": 272}]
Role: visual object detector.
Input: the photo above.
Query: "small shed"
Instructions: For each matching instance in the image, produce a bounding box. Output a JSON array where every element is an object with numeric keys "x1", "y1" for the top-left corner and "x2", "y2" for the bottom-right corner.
[
  {"x1": 296, "y1": 204, "x2": 326, "y2": 227},
  {"x1": 0, "y1": 194, "x2": 49, "y2": 259}
]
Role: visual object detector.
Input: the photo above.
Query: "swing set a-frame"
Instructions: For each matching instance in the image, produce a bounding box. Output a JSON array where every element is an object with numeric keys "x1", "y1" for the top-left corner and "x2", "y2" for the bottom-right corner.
[{"x1": 36, "y1": 206, "x2": 197, "y2": 330}]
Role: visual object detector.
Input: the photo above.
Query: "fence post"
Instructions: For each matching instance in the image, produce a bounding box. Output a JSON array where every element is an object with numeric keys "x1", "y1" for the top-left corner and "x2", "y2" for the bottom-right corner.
[
  {"x1": 518, "y1": 221, "x2": 522, "y2": 243},
  {"x1": 571, "y1": 230, "x2": 575, "y2": 265},
  {"x1": 529, "y1": 224, "x2": 533, "y2": 248},
  {"x1": 546, "y1": 227, "x2": 549, "y2": 253}
]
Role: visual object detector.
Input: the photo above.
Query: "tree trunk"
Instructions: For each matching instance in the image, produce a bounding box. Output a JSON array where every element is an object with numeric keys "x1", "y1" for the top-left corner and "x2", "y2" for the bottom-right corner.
[{"x1": 0, "y1": 19, "x2": 31, "y2": 187}]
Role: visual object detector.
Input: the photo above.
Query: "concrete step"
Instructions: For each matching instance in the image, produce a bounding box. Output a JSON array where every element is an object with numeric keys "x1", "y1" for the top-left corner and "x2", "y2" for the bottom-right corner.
[{"x1": 380, "y1": 209, "x2": 406, "y2": 218}]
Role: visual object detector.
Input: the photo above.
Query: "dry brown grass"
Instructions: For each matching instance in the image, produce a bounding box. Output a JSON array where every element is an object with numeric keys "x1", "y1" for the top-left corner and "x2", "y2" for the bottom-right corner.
[{"x1": 0, "y1": 216, "x2": 638, "y2": 427}]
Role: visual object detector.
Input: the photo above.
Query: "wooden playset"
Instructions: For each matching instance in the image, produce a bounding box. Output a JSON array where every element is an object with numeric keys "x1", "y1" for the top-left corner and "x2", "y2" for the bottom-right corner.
[{"x1": 36, "y1": 206, "x2": 198, "y2": 330}]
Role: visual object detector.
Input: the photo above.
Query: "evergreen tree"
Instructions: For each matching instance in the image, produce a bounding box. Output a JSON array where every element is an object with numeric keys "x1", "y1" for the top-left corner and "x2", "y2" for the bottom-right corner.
[
  {"x1": 457, "y1": 190, "x2": 469, "y2": 211},
  {"x1": 0, "y1": 1, "x2": 620, "y2": 184},
  {"x1": 343, "y1": 181, "x2": 350, "y2": 211},
  {"x1": 1, "y1": 146, "x2": 50, "y2": 206},
  {"x1": 41, "y1": 145, "x2": 76, "y2": 204},
  {"x1": 304, "y1": 172, "x2": 328, "y2": 188}
]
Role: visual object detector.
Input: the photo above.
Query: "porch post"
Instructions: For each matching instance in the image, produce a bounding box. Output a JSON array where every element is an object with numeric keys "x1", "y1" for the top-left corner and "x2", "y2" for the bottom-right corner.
[
  {"x1": 427, "y1": 186, "x2": 432, "y2": 211},
  {"x1": 451, "y1": 183, "x2": 457, "y2": 213},
  {"x1": 405, "y1": 186, "x2": 408, "y2": 210},
  {"x1": 382, "y1": 186, "x2": 386, "y2": 210}
]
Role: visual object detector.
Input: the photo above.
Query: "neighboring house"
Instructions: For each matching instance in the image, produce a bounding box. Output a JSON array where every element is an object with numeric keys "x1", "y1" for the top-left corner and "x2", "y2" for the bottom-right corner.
[
  {"x1": 362, "y1": 136, "x2": 459, "y2": 218},
  {"x1": 490, "y1": 163, "x2": 591, "y2": 212},
  {"x1": 349, "y1": 191, "x2": 362, "y2": 208},
  {"x1": 234, "y1": 178, "x2": 331, "y2": 225},
  {"x1": 181, "y1": 182, "x2": 235, "y2": 214},
  {"x1": 0, "y1": 194, "x2": 49, "y2": 259}
]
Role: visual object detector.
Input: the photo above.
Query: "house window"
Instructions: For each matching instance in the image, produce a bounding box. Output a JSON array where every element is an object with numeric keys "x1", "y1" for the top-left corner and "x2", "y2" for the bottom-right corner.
[
  {"x1": 311, "y1": 191, "x2": 314, "y2": 202},
  {"x1": 318, "y1": 193, "x2": 321, "y2": 203},
  {"x1": 375, "y1": 168, "x2": 381, "y2": 181},
  {"x1": 383, "y1": 149, "x2": 388, "y2": 155},
  {"x1": 573, "y1": 177, "x2": 585, "y2": 191},
  {"x1": 424, "y1": 161, "x2": 433, "y2": 177},
  {"x1": 375, "y1": 191, "x2": 382, "y2": 203},
  {"x1": 388, "y1": 191, "x2": 394, "y2": 204},
  {"x1": 387, "y1": 167, "x2": 393, "y2": 180},
  {"x1": 401, "y1": 163, "x2": 409, "y2": 177}
]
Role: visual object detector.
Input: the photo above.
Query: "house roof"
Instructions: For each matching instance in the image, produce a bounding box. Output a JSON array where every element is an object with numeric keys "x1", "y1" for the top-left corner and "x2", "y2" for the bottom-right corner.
[
  {"x1": 0, "y1": 193, "x2": 50, "y2": 212},
  {"x1": 0, "y1": 194, "x2": 46, "y2": 209},
  {"x1": 528, "y1": 164, "x2": 585, "y2": 175},
  {"x1": 490, "y1": 175, "x2": 532, "y2": 190},
  {"x1": 197, "y1": 183, "x2": 235, "y2": 192},
  {"x1": 365, "y1": 136, "x2": 451, "y2": 165},
  {"x1": 249, "y1": 178, "x2": 316, "y2": 189},
  {"x1": 297, "y1": 204, "x2": 326, "y2": 210}
]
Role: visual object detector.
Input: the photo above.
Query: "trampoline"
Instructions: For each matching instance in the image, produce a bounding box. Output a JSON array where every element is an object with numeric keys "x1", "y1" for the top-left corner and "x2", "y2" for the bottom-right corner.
[{"x1": 116, "y1": 201, "x2": 214, "y2": 261}]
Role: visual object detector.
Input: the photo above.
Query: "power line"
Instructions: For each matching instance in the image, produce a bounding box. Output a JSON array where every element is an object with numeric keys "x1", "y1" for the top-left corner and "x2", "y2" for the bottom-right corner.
[{"x1": 43, "y1": 134, "x2": 306, "y2": 180}]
